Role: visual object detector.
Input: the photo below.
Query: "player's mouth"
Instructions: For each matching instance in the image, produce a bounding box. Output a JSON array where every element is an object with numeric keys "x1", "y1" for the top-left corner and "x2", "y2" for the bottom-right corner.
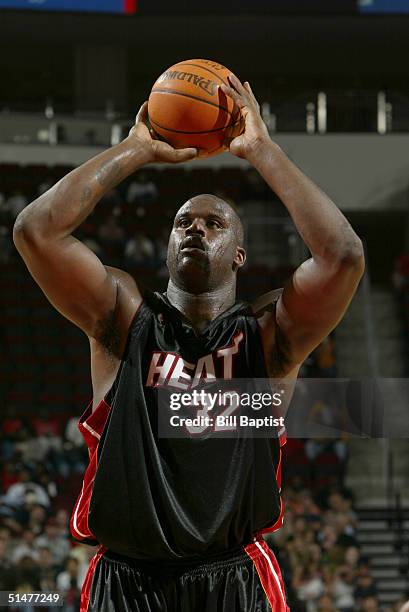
[{"x1": 180, "y1": 238, "x2": 206, "y2": 253}]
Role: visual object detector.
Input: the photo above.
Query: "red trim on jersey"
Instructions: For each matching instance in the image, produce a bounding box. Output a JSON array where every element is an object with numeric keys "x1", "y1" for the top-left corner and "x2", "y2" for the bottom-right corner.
[
  {"x1": 244, "y1": 537, "x2": 289, "y2": 611},
  {"x1": 216, "y1": 329, "x2": 244, "y2": 379},
  {"x1": 124, "y1": 0, "x2": 136, "y2": 14},
  {"x1": 80, "y1": 544, "x2": 107, "y2": 611},
  {"x1": 69, "y1": 399, "x2": 111, "y2": 543}
]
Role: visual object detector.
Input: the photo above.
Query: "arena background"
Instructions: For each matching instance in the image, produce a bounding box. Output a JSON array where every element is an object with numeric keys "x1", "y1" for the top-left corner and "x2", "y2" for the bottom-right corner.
[{"x1": 1, "y1": 1, "x2": 409, "y2": 610}]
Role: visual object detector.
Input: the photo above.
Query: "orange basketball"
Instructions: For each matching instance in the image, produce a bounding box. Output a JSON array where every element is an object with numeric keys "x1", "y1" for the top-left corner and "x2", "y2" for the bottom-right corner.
[{"x1": 148, "y1": 59, "x2": 244, "y2": 158}]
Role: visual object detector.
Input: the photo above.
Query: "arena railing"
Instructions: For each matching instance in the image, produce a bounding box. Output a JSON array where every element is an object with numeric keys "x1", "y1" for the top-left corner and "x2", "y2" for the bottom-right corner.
[{"x1": 1, "y1": 90, "x2": 409, "y2": 149}]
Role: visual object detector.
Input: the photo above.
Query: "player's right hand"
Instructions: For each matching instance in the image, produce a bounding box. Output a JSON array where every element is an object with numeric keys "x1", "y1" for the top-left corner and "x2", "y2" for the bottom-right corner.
[{"x1": 127, "y1": 102, "x2": 197, "y2": 164}]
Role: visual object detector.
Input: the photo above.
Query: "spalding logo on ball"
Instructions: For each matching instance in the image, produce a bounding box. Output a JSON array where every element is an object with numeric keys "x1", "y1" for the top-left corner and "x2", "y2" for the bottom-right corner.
[{"x1": 148, "y1": 59, "x2": 244, "y2": 158}]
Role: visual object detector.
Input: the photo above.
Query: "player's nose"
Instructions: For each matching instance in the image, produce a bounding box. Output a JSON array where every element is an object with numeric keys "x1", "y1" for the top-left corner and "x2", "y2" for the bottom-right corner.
[{"x1": 185, "y1": 218, "x2": 205, "y2": 236}]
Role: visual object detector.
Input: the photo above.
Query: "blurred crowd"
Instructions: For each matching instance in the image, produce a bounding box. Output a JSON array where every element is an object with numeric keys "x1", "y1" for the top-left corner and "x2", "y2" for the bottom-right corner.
[
  {"x1": 0, "y1": 175, "x2": 165, "y2": 273},
  {"x1": 271, "y1": 484, "x2": 378, "y2": 612},
  {"x1": 0, "y1": 407, "x2": 93, "y2": 611},
  {"x1": 0, "y1": 165, "x2": 271, "y2": 277},
  {"x1": 272, "y1": 479, "x2": 409, "y2": 612}
]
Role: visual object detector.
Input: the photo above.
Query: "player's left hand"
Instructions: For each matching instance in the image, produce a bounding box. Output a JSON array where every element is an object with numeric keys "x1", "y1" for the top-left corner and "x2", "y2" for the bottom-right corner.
[{"x1": 221, "y1": 75, "x2": 271, "y2": 161}]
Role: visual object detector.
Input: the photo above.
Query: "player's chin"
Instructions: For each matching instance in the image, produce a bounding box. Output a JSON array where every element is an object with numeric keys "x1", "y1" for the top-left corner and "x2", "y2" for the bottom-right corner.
[
  {"x1": 178, "y1": 250, "x2": 208, "y2": 267},
  {"x1": 176, "y1": 256, "x2": 210, "y2": 285}
]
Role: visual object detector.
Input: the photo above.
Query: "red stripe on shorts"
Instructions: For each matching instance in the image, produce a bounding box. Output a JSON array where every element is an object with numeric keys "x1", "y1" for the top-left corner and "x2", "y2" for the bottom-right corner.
[
  {"x1": 80, "y1": 544, "x2": 107, "y2": 612},
  {"x1": 244, "y1": 537, "x2": 289, "y2": 611}
]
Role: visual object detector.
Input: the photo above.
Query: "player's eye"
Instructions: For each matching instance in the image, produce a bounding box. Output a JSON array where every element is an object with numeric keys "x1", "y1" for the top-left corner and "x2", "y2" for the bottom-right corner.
[
  {"x1": 177, "y1": 218, "x2": 190, "y2": 228},
  {"x1": 207, "y1": 220, "x2": 221, "y2": 228}
]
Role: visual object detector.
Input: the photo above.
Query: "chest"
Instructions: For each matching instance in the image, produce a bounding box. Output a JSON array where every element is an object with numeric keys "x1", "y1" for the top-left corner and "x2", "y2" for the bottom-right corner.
[{"x1": 141, "y1": 315, "x2": 265, "y2": 388}]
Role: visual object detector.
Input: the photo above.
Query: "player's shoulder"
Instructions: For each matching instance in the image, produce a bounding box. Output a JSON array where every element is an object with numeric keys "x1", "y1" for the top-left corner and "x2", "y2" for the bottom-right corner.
[
  {"x1": 251, "y1": 288, "x2": 283, "y2": 317},
  {"x1": 105, "y1": 265, "x2": 140, "y2": 295}
]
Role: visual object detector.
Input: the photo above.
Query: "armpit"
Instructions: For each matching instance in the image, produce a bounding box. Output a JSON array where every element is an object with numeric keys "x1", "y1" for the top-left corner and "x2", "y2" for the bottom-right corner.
[
  {"x1": 265, "y1": 321, "x2": 292, "y2": 378},
  {"x1": 94, "y1": 309, "x2": 121, "y2": 358}
]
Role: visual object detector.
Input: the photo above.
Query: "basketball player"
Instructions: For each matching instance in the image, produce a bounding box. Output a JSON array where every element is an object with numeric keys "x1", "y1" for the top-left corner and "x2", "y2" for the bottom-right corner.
[{"x1": 13, "y1": 75, "x2": 364, "y2": 611}]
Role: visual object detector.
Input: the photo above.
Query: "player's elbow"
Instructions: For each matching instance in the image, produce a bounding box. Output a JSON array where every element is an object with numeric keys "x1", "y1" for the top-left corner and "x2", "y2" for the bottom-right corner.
[
  {"x1": 13, "y1": 211, "x2": 43, "y2": 252},
  {"x1": 339, "y1": 239, "x2": 365, "y2": 276}
]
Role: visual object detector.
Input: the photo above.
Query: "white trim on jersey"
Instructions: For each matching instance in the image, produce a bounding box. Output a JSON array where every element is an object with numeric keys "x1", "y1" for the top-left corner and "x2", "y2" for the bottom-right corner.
[
  {"x1": 72, "y1": 481, "x2": 90, "y2": 539},
  {"x1": 82, "y1": 422, "x2": 101, "y2": 440}
]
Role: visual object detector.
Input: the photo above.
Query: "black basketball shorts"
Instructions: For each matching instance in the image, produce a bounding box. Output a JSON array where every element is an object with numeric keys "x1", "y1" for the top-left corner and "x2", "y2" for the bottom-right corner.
[{"x1": 80, "y1": 537, "x2": 289, "y2": 611}]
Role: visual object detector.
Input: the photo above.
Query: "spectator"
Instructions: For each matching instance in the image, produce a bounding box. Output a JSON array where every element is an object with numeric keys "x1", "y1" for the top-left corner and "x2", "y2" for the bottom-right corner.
[
  {"x1": 360, "y1": 596, "x2": 379, "y2": 612},
  {"x1": 344, "y1": 545, "x2": 361, "y2": 570},
  {"x1": 54, "y1": 508, "x2": 70, "y2": 539},
  {"x1": 58, "y1": 560, "x2": 82, "y2": 612},
  {"x1": 124, "y1": 229, "x2": 155, "y2": 267},
  {"x1": 317, "y1": 594, "x2": 339, "y2": 612},
  {"x1": 14, "y1": 580, "x2": 38, "y2": 612},
  {"x1": 36, "y1": 546, "x2": 58, "y2": 591},
  {"x1": 26, "y1": 504, "x2": 47, "y2": 537},
  {"x1": 56, "y1": 556, "x2": 81, "y2": 593},
  {"x1": 126, "y1": 172, "x2": 158, "y2": 206},
  {"x1": 35, "y1": 517, "x2": 71, "y2": 567},
  {"x1": 292, "y1": 562, "x2": 326, "y2": 611},
  {"x1": 330, "y1": 566, "x2": 355, "y2": 611},
  {"x1": 14, "y1": 426, "x2": 50, "y2": 466},
  {"x1": 65, "y1": 416, "x2": 84, "y2": 448},
  {"x1": 0, "y1": 505, "x2": 22, "y2": 536},
  {"x1": 11, "y1": 528, "x2": 39, "y2": 564},
  {"x1": 14, "y1": 554, "x2": 39, "y2": 592},
  {"x1": 1, "y1": 468, "x2": 50, "y2": 509},
  {"x1": 354, "y1": 572, "x2": 377, "y2": 602},
  {"x1": 36, "y1": 469, "x2": 58, "y2": 502}
]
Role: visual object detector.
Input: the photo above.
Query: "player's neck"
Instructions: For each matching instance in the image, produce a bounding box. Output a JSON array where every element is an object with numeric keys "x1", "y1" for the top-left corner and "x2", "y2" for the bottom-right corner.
[{"x1": 166, "y1": 280, "x2": 236, "y2": 332}]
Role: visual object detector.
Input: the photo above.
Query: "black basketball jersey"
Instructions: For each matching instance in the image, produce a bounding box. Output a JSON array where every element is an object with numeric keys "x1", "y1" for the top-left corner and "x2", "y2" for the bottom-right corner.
[{"x1": 72, "y1": 292, "x2": 284, "y2": 561}]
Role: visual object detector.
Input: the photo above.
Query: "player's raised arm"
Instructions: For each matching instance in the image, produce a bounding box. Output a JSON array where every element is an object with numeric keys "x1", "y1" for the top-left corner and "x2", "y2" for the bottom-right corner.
[
  {"x1": 222, "y1": 76, "x2": 365, "y2": 371},
  {"x1": 13, "y1": 102, "x2": 197, "y2": 341}
]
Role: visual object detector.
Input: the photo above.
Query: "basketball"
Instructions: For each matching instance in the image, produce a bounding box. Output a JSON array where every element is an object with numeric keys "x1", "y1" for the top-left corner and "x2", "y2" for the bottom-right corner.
[{"x1": 148, "y1": 59, "x2": 244, "y2": 158}]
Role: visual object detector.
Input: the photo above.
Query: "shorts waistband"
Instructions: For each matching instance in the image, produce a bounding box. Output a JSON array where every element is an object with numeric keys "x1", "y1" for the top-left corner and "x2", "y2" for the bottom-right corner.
[{"x1": 103, "y1": 542, "x2": 256, "y2": 575}]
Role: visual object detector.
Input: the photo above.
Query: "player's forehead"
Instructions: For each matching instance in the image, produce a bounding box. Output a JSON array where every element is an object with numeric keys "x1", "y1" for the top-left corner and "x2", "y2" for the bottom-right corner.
[{"x1": 174, "y1": 195, "x2": 232, "y2": 222}]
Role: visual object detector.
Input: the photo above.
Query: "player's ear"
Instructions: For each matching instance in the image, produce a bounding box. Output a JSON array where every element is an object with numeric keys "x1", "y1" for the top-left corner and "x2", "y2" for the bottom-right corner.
[{"x1": 233, "y1": 246, "x2": 246, "y2": 270}]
